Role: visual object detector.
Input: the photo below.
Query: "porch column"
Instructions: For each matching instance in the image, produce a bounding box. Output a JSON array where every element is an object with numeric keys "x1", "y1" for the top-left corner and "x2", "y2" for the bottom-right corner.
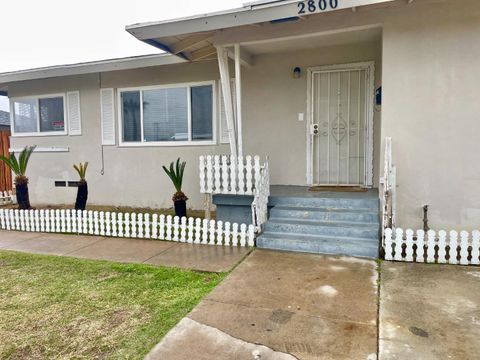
[
  {"x1": 217, "y1": 46, "x2": 238, "y2": 158},
  {"x1": 234, "y1": 44, "x2": 243, "y2": 157}
]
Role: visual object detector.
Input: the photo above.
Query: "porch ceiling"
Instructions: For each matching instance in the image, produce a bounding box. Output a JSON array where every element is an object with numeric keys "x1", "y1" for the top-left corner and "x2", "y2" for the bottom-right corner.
[
  {"x1": 126, "y1": 0, "x2": 395, "y2": 63},
  {"x1": 242, "y1": 26, "x2": 382, "y2": 55}
]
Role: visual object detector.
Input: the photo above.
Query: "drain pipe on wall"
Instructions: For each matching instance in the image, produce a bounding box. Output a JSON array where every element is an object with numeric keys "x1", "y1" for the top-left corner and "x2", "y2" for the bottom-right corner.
[{"x1": 423, "y1": 205, "x2": 430, "y2": 232}]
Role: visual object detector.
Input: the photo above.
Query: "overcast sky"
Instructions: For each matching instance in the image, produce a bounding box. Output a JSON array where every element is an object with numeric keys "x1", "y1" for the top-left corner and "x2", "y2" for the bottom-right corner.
[{"x1": 0, "y1": 0, "x2": 245, "y2": 111}]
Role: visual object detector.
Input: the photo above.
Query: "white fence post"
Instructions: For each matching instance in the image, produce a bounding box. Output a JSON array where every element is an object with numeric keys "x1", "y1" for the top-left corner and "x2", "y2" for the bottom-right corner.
[
  {"x1": 449, "y1": 230, "x2": 458, "y2": 265},
  {"x1": 460, "y1": 231, "x2": 469, "y2": 265},
  {"x1": 438, "y1": 230, "x2": 447, "y2": 264},
  {"x1": 394, "y1": 228, "x2": 403, "y2": 261},
  {"x1": 187, "y1": 217, "x2": 194, "y2": 244},
  {"x1": 426, "y1": 230, "x2": 436, "y2": 263},
  {"x1": 471, "y1": 231, "x2": 480, "y2": 265},
  {"x1": 405, "y1": 229, "x2": 414, "y2": 262}
]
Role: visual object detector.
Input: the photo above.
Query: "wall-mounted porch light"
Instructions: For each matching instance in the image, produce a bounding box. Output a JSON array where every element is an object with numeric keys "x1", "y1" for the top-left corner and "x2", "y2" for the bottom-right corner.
[{"x1": 293, "y1": 67, "x2": 302, "y2": 79}]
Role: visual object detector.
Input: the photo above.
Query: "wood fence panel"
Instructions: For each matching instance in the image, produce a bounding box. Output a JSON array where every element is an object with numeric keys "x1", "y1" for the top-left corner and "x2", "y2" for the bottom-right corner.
[{"x1": 0, "y1": 131, "x2": 12, "y2": 192}]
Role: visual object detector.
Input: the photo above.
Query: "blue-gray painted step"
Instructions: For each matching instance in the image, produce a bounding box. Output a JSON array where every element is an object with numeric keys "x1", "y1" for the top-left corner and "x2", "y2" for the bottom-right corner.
[
  {"x1": 270, "y1": 206, "x2": 379, "y2": 224},
  {"x1": 264, "y1": 218, "x2": 379, "y2": 240},
  {"x1": 270, "y1": 196, "x2": 379, "y2": 210},
  {"x1": 256, "y1": 232, "x2": 379, "y2": 258}
]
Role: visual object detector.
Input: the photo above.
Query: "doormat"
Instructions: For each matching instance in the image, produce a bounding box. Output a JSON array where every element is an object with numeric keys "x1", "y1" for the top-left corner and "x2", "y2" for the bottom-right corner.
[{"x1": 308, "y1": 186, "x2": 368, "y2": 192}]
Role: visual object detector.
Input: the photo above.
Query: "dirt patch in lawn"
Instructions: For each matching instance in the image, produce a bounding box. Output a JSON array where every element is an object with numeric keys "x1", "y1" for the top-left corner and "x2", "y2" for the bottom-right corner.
[{"x1": 0, "y1": 250, "x2": 225, "y2": 359}]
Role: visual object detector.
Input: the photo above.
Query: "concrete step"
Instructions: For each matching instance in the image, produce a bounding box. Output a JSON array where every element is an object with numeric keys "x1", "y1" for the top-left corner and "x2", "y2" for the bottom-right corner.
[
  {"x1": 270, "y1": 196, "x2": 379, "y2": 210},
  {"x1": 270, "y1": 206, "x2": 379, "y2": 224},
  {"x1": 264, "y1": 218, "x2": 379, "y2": 240},
  {"x1": 256, "y1": 232, "x2": 379, "y2": 259}
]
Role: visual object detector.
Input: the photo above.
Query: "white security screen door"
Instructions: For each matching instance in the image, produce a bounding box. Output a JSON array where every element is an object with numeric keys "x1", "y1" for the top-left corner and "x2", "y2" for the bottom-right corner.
[{"x1": 309, "y1": 63, "x2": 373, "y2": 186}]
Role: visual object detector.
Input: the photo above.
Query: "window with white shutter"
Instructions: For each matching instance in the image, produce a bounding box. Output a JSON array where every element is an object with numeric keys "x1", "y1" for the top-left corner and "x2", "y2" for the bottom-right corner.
[
  {"x1": 100, "y1": 88, "x2": 115, "y2": 145},
  {"x1": 218, "y1": 79, "x2": 236, "y2": 144},
  {"x1": 67, "y1": 91, "x2": 81, "y2": 135}
]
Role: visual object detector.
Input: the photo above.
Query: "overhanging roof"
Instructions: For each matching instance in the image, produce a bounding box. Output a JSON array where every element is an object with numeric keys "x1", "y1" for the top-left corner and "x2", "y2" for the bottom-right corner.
[
  {"x1": 0, "y1": 53, "x2": 185, "y2": 85},
  {"x1": 126, "y1": 0, "x2": 395, "y2": 62}
]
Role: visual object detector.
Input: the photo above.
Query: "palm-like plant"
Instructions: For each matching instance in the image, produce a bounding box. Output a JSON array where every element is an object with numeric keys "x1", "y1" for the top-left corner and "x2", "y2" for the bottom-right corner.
[
  {"x1": 0, "y1": 146, "x2": 36, "y2": 209},
  {"x1": 163, "y1": 158, "x2": 188, "y2": 217},
  {"x1": 73, "y1": 162, "x2": 88, "y2": 183},
  {"x1": 73, "y1": 162, "x2": 89, "y2": 210}
]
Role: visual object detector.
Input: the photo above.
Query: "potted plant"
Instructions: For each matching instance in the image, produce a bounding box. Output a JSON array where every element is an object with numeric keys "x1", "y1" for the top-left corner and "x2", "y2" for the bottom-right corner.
[
  {"x1": 0, "y1": 146, "x2": 36, "y2": 209},
  {"x1": 73, "y1": 162, "x2": 89, "y2": 210},
  {"x1": 162, "y1": 158, "x2": 188, "y2": 218}
]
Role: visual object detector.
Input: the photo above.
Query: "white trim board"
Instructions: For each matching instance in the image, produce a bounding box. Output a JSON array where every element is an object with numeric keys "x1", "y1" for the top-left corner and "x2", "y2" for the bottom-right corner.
[
  {"x1": 9, "y1": 147, "x2": 69, "y2": 153},
  {"x1": 306, "y1": 61, "x2": 375, "y2": 187}
]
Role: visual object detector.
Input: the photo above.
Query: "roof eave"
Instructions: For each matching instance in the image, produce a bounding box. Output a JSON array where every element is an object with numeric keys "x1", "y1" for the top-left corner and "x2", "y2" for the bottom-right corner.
[
  {"x1": 0, "y1": 53, "x2": 186, "y2": 85},
  {"x1": 126, "y1": 0, "x2": 394, "y2": 40}
]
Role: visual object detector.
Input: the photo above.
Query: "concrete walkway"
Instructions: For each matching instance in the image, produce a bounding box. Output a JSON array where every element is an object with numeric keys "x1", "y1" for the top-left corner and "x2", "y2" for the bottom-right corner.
[
  {"x1": 146, "y1": 250, "x2": 379, "y2": 360},
  {"x1": 380, "y1": 262, "x2": 480, "y2": 360},
  {"x1": 0, "y1": 230, "x2": 250, "y2": 272}
]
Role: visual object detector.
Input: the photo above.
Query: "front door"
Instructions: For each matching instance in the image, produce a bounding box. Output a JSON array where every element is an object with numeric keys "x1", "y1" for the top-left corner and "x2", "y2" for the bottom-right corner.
[{"x1": 308, "y1": 62, "x2": 374, "y2": 186}]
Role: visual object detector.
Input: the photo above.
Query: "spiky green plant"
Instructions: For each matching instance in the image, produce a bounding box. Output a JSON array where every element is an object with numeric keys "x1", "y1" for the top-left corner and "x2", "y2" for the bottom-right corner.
[
  {"x1": 162, "y1": 158, "x2": 187, "y2": 201},
  {"x1": 0, "y1": 146, "x2": 36, "y2": 209},
  {"x1": 0, "y1": 146, "x2": 36, "y2": 185},
  {"x1": 73, "y1": 162, "x2": 88, "y2": 183}
]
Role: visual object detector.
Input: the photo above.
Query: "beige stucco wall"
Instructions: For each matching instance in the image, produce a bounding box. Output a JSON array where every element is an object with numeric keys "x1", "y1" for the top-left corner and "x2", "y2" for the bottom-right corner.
[
  {"x1": 242, "y1": 42, "x2": 382, "y2": 187},
  {"x1": 8, "y1": 63, "x2": 229, "y2": 209},
  {"x1": 381, "y1": 0, "x2": 480, "y2": 230},
  {"x1": 8, "y1": 40, "x2": 381, "y2": 210}
]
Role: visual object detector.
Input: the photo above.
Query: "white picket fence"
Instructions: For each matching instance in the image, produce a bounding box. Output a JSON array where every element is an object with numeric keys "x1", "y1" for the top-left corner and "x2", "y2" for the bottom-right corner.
[
  {"x1": 0, "y1": 191, "x2": 14, "y2": 205},
  {"x1": 199, "y1": 155, "x2": 264, "y2": 195},
  {"x1": 384, "y1": 228, "x2": 480, "y2": 265},
  {"x1": 0, "y1": 209, "x2": 255, "y2": 247}
]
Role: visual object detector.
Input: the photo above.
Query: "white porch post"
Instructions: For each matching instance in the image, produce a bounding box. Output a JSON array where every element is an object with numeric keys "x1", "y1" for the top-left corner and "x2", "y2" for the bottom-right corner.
[
  {"x1": 234, "y1": 44, "x2": 243, "y2": 157},
  {"x1": 217, "y1": 46, "x2": 238, "y2": 158}
]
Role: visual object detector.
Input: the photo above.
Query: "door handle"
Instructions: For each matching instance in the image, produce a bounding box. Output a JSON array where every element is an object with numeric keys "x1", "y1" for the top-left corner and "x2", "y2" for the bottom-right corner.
[{"x1": 310, "y1": 124, "x2": 319, "y2": 135}]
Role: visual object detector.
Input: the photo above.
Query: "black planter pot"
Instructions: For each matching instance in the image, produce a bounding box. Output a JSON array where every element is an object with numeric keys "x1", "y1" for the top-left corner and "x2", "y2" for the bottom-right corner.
[
  {"x1": 174, "y1": 200, "x2": 187, "y2": 218},
  {"x1": 16, "y1": 182, "x2": 31, "y2": 210},
  {"x1": 75, "y1": 182, "x2": 88, "y2": 210}
]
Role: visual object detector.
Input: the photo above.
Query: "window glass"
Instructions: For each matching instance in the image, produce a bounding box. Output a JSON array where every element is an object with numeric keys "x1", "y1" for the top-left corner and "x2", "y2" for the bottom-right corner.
[
  {"x1": 191, "y1": 85, "x2": 213, "y2": 140},
  {"x1": 13, "y1": 99, "x2": 38, "y2": 133},
  {"x1": 143, "y1": 87, "x2": 188, "y2": 142},
  {"x1": 121, "y1": 91, "x2": 141, "y2": 142},
  {"x1": 39, "y1": 97, "x2": 64, "y2": 132}
]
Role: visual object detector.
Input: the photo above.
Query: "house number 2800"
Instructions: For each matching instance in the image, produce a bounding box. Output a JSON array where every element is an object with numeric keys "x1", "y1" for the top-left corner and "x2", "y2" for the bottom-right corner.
[{"x1": 297, "y1": 0, "x2": 338, "y2": 14}]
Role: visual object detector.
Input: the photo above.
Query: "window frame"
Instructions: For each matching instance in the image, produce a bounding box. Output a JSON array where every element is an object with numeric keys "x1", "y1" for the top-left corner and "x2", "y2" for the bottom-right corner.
[
  {"x1": 10, "y1": 93, "x2": 68, "y2": 137},
  {"x1": 117, "y1": 81, "x2": 217, "y2": 147}
]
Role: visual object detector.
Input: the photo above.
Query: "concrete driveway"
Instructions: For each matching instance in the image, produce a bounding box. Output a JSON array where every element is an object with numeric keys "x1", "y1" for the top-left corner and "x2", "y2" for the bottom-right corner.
[{"x1": 146, "y1": 250, "x2": 379, "y2": 360}]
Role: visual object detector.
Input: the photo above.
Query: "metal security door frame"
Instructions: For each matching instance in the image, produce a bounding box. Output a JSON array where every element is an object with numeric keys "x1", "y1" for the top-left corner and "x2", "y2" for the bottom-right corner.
[{"x1": 306, "y1": 61, "x2": 375, "y2": 187}]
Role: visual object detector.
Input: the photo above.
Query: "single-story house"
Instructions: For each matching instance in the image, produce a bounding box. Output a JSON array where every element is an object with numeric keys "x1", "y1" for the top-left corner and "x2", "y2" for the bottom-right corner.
[{"x1": 0, "y1": 0, "x2": 478, "y2": 257}]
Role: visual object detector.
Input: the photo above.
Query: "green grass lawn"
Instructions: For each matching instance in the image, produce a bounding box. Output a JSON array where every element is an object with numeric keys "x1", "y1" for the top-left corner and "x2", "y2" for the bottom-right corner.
[{"x1": 0, "y1": 250, "x2": 225, "y2": 359}]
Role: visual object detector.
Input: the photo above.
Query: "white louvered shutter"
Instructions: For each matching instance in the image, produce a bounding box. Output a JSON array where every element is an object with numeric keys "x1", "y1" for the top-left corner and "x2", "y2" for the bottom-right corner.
[
  {"x1": 219, "y1": 79, "x2": 236, "y2": 144},
  {"x1": 67, "y1": 91, "x2": 82, "y2": 135},
  {"x1": 100, "y1": 88, "x2": 115, "y2": 145}
]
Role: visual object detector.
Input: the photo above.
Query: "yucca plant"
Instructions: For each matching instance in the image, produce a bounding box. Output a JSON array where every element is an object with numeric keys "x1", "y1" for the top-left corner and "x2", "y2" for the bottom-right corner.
[
  {"x1": 73, "y1": 162, "x2": 89, "y2": 210},
  {"x1": 0, "y1": 146, "x2": 36, "y2": 209},
  {"x1": 162, "y1": 158, "x2": 188, "y2": 217}
]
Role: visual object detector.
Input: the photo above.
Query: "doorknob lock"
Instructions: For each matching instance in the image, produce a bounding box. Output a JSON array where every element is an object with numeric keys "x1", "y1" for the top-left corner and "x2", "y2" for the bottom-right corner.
[{"x1": 310, "y1": 124, "x2": 319, "y2": 135}]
